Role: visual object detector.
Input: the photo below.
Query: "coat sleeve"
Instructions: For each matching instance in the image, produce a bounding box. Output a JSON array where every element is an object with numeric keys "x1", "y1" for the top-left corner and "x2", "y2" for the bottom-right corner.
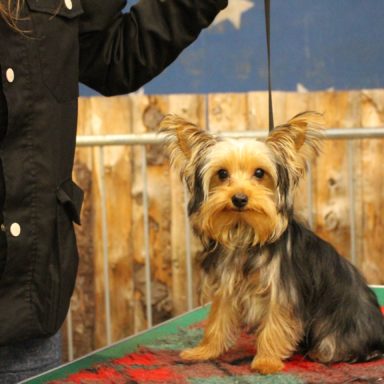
[{"x1": 79, "y1": 0, "x2": 227, "y2": 96}]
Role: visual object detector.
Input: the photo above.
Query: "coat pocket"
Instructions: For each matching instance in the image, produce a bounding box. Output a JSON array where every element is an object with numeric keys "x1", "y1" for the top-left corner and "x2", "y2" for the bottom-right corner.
[
  {"x1": 46, "y1": 179, "x2": 83, "y2": 333},
  {"x1": 56, "y1": 178, "x2": 84, "y2": 225},
  {"x1": 25, "y1": 0, "x2": 84, "y2": 102},
  {"x1": 26, "y1": 0, "x2": 84, "y2": 18}
]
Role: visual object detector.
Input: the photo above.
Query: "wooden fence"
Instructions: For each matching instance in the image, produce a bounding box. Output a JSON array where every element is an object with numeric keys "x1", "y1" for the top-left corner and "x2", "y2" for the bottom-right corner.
[{"x1": 63, "y1": 90, "x2": 384, "y2": 360}]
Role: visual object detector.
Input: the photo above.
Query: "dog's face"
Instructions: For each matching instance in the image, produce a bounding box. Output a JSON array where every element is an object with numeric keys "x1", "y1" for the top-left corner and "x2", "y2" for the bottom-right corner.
[
  {"x1": 161, "y1": 113, "x2": 323, "y2": 248},
  {"x1": 197, "y1": 139, "x2": 281, "y2": 247}
]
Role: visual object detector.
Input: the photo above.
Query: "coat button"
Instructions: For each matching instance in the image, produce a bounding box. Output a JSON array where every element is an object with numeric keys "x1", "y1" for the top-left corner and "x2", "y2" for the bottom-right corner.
[
  {"x1": 10, "y1": 223, "x2": 21, "y2": 237},
  {"x1": 6, "y1": 68, "x2": 15, "y2": 83},
  {"x1": 64, "y1": 0, "x2": 73, "y2": 10}
]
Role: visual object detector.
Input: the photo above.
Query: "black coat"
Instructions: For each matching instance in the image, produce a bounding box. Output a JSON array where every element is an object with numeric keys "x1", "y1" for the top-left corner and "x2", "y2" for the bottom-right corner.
[{"x1": 0, "y1": 0, "x2": 227, "y2": 345}]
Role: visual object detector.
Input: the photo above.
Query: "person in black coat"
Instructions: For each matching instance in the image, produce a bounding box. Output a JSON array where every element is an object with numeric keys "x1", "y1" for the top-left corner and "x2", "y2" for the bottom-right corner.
[{"x1": 0, "y1": 0, "x2": 227, "y2": 382}]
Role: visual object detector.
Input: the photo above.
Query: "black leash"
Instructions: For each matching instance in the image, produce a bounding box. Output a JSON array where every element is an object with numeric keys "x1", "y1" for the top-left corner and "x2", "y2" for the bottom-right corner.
[{"x1": 264, "y1": 0, "x2": 274, "y2": 132}]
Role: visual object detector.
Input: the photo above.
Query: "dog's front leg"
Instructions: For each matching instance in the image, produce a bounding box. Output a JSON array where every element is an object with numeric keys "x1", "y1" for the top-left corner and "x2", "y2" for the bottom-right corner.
[
  {"x1": 180, "y1": 295, "x2": 238, "y2": 361},
  {"x1": 251, "y1": 305, "x2": 301, "y2": 374}
]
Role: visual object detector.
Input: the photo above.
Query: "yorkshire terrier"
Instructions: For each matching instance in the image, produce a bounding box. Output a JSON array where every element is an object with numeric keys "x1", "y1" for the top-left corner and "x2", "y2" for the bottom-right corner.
[{"x1": 160, "y1": 112, "x2": 384, "y2": 374}]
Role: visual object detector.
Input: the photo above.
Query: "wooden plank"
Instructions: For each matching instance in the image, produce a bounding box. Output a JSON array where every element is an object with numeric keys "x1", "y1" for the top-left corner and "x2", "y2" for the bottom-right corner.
[
  {"x1": 129, "y1": 94, "x2": 155, "y2": 333},
  {"x1": 309, "y1": 91, "x2": 361, "y2": 261},
  {"x1": 129, "y1": 94, "x2": 179, "y2": 329},
  {"x1": 208, "y1": 93, "x2": 248, "y2": 132},
  {"x1": 166, "y1": 94, "x2": 207, "y2": 313},
  {"x1": 358, "y1": 89, "x2": 384, "y2": 283},
  {"x1": 87, "y1": 96, "x2": 134, "y2": 347}
]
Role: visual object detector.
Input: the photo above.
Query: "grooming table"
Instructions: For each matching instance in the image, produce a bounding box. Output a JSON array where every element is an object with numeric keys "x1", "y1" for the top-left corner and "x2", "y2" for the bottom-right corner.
[{"x1": 25, "y1": 286, "x2": 384, "y2": 384}]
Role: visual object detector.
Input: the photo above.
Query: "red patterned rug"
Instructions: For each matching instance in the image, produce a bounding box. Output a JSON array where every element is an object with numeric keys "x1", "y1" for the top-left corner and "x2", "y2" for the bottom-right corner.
[{"x1": 51, "y1": 310, "x2": 384, "y2": 384}]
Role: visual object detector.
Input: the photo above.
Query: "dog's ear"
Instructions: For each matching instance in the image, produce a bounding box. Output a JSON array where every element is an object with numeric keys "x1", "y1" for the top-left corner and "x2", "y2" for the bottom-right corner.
[
  {"x1": 160, "y1": 114, "x2": 216, "y2": 167},
  {"x1": 266, "y1": 112, "x2": 324, "y2": 183}
]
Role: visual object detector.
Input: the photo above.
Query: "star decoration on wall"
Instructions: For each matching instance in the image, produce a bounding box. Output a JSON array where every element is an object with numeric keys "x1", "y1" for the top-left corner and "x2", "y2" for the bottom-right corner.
[{"x1": 211, "y1": 0, "x2": 254, "y2": 30}]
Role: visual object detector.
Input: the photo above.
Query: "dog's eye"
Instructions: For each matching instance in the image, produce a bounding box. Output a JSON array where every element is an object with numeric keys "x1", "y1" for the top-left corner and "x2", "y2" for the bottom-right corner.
[
  {"x1": 254, "y1": 168, "x2": 265, "y2": 179},
  {"x1": 217, "y1": 169, "x2": 229, "y2": 180}
]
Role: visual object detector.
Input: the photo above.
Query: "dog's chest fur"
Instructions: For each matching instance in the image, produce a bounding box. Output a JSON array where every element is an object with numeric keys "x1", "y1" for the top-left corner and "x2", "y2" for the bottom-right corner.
[{"x1": 203, "y1": 246, "x2": 284, "y2": 327}]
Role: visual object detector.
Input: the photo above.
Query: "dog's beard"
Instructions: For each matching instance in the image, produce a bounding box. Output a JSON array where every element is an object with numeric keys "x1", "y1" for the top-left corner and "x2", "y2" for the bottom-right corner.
[{"x1": 192, "y1": 190, "x2": 284, "y2": 248}]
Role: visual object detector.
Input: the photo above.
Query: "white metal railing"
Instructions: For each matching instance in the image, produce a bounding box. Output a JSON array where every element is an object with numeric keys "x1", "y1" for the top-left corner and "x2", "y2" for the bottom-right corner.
[
  {"x1": 76, "y1": 127, "x2": 384, "y2": 147},
  {"x1": 66, "y1": 127, "x2": 384, "y2": 361}
]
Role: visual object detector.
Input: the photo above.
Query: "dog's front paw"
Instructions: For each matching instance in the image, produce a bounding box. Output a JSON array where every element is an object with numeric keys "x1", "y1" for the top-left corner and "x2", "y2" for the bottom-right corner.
[
  {"x1": 180, "y1": 345, "x2": 221, "y2": 361},
  {"x1": 251, "y1": 356, "x2": 284, "y2": 374}
]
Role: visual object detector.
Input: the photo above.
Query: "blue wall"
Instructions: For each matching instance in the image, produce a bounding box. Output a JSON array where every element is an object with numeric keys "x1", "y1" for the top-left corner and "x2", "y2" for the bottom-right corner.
[{"x1": 80, "y1": 0, "x2": 384, "y2": 96}]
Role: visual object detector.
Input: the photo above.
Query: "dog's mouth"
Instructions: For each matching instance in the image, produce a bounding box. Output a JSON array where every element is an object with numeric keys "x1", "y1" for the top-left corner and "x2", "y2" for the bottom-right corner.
[
  {"x1": 223, "y1": 207, "x2": 268, "y2": 220},
  {"x1": 226, "y1": 207, "x2": 249, "y2": 213}
]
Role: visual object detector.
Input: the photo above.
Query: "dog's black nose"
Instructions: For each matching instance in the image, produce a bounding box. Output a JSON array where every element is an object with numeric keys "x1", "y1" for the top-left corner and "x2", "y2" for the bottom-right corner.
[{"x1": 232, "y1": 193, "x2": 248, "y2": 209}]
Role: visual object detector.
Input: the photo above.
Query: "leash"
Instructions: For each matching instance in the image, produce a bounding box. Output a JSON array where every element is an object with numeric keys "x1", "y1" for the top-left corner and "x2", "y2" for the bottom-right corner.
[{"x1": 264, "y1": 0, "x2": 274, "y2": 132}]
